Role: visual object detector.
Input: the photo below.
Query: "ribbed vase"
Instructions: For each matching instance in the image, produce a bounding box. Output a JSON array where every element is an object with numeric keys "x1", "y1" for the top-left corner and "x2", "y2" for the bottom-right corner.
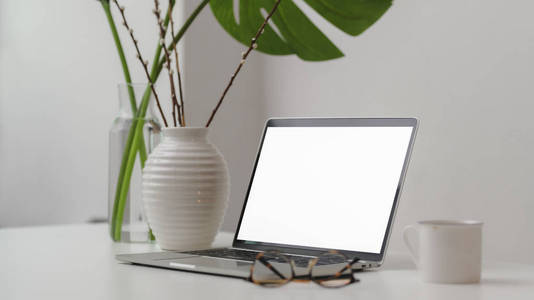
[{"x1": 142, "y1": 127, "x2": 229, "y2": 250}]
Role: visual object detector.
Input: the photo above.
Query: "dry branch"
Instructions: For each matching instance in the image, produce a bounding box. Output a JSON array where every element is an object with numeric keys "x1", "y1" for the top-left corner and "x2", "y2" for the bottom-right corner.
[
  {"x1": 112, "y1": 0, "x2": 169, "y2": 127},
  {"x1": 154, "y1": 0, "x2": 182, "y2": 127},
  {"x1": 205, "y1": 0, "x2": 282, "y2": 127},
  {"x1": 168, "y1": 0, "x2": 186, "y2": 126}
]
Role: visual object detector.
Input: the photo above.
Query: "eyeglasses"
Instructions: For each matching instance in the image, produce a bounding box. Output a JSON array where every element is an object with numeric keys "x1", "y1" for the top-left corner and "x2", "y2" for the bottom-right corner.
[{"x1": 247, "y1": 250, "x2": 361, "y2": 288}]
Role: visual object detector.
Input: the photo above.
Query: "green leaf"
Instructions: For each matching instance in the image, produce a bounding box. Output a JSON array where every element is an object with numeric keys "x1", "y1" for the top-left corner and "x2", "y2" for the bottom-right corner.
[{"x1": 210, "y1": 0, "x2": 392, "y2": 61}]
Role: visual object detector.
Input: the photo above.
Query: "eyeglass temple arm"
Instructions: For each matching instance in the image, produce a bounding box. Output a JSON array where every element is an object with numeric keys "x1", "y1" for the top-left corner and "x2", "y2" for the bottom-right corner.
[
  {"x1": 350, "y1": 257, "x2": 361, "y2": 265},
  {"x1": 258, "y1": 256, "x2": 288, "y2": 280},
  {"x1": 338, "y1": 257, "x2": 361, "y2": 274}
]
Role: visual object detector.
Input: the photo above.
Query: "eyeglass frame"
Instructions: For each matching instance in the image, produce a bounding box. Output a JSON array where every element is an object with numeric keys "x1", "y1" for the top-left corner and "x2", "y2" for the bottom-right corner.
[{"x1": 246, "y1": 250, "x2": 361, "y2": 288}]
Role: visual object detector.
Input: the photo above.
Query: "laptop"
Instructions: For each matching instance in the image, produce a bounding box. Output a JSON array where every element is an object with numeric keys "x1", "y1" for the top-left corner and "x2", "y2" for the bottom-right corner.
[{"x1": 117, "y1": 117, "x2": 419, "y2": 279}]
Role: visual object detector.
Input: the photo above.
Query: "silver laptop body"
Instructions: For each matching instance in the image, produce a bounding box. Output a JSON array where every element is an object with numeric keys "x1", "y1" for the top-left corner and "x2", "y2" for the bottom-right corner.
[{"x1": 117, "y1": 118, "x2": 419, "y2": 279}]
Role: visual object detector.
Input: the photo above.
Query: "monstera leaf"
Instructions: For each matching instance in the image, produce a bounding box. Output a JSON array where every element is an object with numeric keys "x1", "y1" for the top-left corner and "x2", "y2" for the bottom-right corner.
[{"x1": 210, "y1": 0, "x2": 392, "y2": 61}]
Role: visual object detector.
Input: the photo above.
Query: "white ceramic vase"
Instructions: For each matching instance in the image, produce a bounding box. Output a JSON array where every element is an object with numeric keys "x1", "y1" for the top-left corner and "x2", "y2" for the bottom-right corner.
[{"x1": 142, "y1": 127, "x2": 229, "y2": 250}]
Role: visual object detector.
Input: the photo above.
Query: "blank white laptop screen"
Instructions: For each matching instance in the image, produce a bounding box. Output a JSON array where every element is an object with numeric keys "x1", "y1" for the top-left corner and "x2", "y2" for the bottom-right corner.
[{"x1": 237, "y1": 126, "x2": 413, "y2": 254}]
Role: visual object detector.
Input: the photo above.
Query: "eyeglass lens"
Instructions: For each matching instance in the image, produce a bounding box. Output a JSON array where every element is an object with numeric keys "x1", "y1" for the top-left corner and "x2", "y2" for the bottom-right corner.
[
  {"x1": 311, "y1": 252, "x2": 357, "y2": 288},
  {"x1": 251, "y1": 251, "x2": 293, "y2": 287}
]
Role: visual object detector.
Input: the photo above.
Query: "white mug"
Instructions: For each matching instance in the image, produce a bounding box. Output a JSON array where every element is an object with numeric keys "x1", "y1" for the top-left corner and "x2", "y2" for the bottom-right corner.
[{"x1": 403, "y1": 220, "x2": 483, "y2": 283}]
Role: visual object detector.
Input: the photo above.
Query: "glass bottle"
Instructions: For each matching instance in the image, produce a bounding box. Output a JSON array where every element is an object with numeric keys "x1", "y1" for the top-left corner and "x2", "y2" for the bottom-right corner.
[{"x1": 108, "y1": 83, "x2": 160, "y2": 242}]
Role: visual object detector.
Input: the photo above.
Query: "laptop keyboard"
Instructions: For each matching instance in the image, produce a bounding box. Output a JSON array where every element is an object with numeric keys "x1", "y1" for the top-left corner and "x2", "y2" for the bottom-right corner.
[
  {"x1": 182, "y1": 248, "x2": 259, "y2": 261},
  {"x1": 181, "y1": 248, "x2": 341, "y2": 268}
]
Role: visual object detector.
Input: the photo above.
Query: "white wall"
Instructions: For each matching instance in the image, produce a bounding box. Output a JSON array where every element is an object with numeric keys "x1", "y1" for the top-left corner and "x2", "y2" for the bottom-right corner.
[
  {"x1": 0, "y1": 0, "x2": 125, "y2": 226},
  {"x1": 1, "y1": 0, "x2": 533, "y2": 264},
  {"x1": 260, "y1": 0, "x2": 534, "y2": 263}
]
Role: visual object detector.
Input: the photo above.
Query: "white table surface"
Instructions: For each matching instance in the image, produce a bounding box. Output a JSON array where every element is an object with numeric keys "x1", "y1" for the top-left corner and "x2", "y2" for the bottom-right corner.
[{"x1": 1, "y1": 224, "x2": 533, "y2": 300}]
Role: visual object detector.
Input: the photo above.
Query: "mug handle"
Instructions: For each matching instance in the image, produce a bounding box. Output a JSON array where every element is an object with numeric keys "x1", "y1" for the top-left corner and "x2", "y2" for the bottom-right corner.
[{"x1": 403, "y1": 225, "x2": 419, "y2": 267}]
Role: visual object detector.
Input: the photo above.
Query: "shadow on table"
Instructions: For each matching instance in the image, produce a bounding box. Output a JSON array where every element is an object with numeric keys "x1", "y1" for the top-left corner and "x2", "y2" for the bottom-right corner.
[
  {"x1": 481, "y1": 277, "x2": 534, "y2": 287},
  {"x1": 381, "y1": 254, "x2": 415, "y2": 270}
]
